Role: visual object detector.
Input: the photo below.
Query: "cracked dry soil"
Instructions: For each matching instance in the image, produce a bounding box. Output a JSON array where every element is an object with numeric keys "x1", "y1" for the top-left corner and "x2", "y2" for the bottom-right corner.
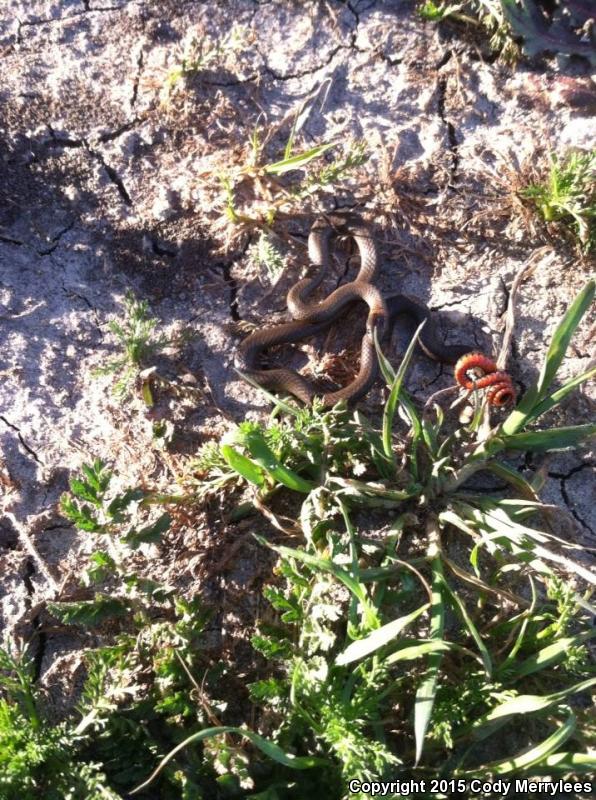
[{"x1": 0, "y1": 0, "x2": 594, "y2": 715}]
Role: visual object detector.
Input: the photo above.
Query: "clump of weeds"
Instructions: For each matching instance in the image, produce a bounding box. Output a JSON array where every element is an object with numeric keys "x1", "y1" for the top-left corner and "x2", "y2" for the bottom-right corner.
[
  {"x1": 520, "y1": 150, "x2": 596, "y2": 253},
  {"x1": 136, "y1": 281, "x2": 595, "y2": 795}
]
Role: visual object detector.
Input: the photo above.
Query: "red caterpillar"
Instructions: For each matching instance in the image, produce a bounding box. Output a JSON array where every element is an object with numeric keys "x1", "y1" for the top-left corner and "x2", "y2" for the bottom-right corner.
[{"x1": 454, "y1": 352, "x2": 516, "y2": 407}]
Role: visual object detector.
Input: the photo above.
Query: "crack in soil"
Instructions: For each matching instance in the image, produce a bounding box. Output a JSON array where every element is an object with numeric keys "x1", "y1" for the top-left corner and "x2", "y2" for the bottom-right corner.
[
  {"x1": 48, "y1": 117, "x2": 145, "y2": 146},
  {"x1": 420, "y1": 361, "x2": 445, "y2": 390},
  {"x1": 547, "y1": 462, "x2": 595, "y2": 536},
  {"x1": 436, "y1": 52, "x2": 459, "y2": 189},
  {"x1": 23, "y1": 559, "x2": 47, "y2": 682},
  {"x1": 47, "y1": 126, "x2": 132, "y2": 205},
  {"x1": 45, "y1": 133, "x2": 85, "y2": 148},
  {"x1": 345, "y1": 2, "x2": 403, "y2": 68},
  {"x1": 38, "y1": 219, "x2": 75, "y2": 256},
  {"x1": 0, "y1": 415, "x2": 43, "y2": 464},
  {"x1": 221, "y1": 261, "x2": 241, "y2": 321},
  {"x1": 221, "y1": 238, "x2": 253, "y2": 322},
  {"x1": 344, "y1": 0, "x2": 359, "y2": 22},
  {"x1": 430, "y1": 297, "x2": 469, "y2": 310},
  {"x1": 0, "y1": 233, "x2": 24, "y2": 246},
  {"x1": 260, "y1": 5, "x2": 360, "y2": 84},
  {"x1": 263, "y1": 42, "x2": 349, "y2": 82},
  {"x1": 203, "y1": 71, "x2": 261, "y2": 87},
  {"x1": 90, "y1": 147, "x2": 133, "y2": 205},
  {"x1": 130, "y1": 44, "x2": 145, "y2": 109},
  {"x1": 61, "y1": 284, "x2": 104, "y2": 334},
  {"x1": 496, "y1": 275, "x2": 510, "y2": 319},
  {"x1": 97, "y1": 116, "x2": 145, "y2": 143},
  {"x1": 471, "y1": 327, "x2": 484, "y2": 350}
]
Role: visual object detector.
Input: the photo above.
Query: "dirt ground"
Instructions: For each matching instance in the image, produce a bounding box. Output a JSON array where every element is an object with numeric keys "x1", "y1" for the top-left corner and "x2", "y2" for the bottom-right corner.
[{"x1": 0, "y1": 0, "x2": 594, "y2": 710}]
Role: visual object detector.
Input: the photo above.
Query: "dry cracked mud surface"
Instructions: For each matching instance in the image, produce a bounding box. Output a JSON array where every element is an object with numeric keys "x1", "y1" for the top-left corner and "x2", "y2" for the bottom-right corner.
[{"x1": 0, "y1": 0, "x2": 594, "y2": 706}]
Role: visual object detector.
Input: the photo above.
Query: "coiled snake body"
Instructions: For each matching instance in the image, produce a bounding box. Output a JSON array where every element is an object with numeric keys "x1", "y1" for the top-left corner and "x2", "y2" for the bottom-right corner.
[{"x1": 235, "y1": 216, "x2": 474, "y2": 405}]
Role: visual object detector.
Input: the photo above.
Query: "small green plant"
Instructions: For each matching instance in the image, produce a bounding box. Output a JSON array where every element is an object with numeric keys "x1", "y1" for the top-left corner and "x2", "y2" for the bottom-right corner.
[
  {"x1": 521, "y1": 150, "x2": 596, "y2": 251},
  {"x1": 248, "y1": 232, "x2": 287, "y2": 282},
  {"x1": 41, "y1": 461, "x2": 225, "y2": 796},
  {"x1": 164, "y1": 24, "x2": 246, "y2": 93},
  {"x1": 0, "y1": 602, "x2": 219, "y2": 798},
  {"x1": 419, "y1": 1, "x2": 468, "y2": 23},
  {"x1": 55, "y1": 458, "x2": 176, "y2": 625},
  {"x1": 94, "y1": 292, "x2": 171, "y2": 401},
  {"x1": 418, "y1": 0, "x2": 517, "y2": 57},
  {"x1": 0, "y1": 646, "x2": 120, "y2": 800}
]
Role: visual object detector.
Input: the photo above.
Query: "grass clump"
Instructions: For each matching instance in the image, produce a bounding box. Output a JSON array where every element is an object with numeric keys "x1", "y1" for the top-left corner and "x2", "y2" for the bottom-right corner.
[
  {"x1": 0, "y1": 646, "x2": 121, "y2": 800},
  {"x1": 135, "y1": 281, "x2": 595, "y2": 794},
  {"x1": 521, "y1": 150, "x2": 596, "y2": 252},
  {"x1": 163, "y1": 24, "x2": 247, "y2": 97},
  {"x1": 218, "y1": 129, "x2": 369, "y2": 240}
]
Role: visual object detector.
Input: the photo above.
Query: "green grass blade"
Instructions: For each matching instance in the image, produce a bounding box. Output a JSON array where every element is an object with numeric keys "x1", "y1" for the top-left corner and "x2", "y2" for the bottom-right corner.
[
  {"x1": 374, "y1": 326, "x2": 396, "y2": 385},
  {"x1": 354, "y1": 410, "x2": 394, "y2": 480},
  {"x1": 263, "y1": 142, "x2": 336, "y2": 175},
  {"x1": 507, "y1": 631, "x2": 596, "y2": 680},
  {"x1": 335, "y1": 603, "x2": 429, "y2": 666},
  {"x1": 533, "y1": 280, "x2": 594, "y2": 397},
  {"x1": 442, "y1": 577, "x2": 492, "y2": 677},
  {"x1": 500, "y1": 577, "x2": 537, "y2": 670},
  {"x1": 244, "y1": 430, "x2": 313, "y2": 493},
  {"x1": 469, "y1": 677, "x2": 596, "y2": 741},
  {"x1": 414, "y1": 537, "x2": 444, "y2": 766},
  {"x1": 481, "y1": 461, "x2": 540, "y2": 499},
  {"x1": 500, "y1": 424, "x2": 596, "y2": 452},
  {"x1": 385, "y1": 639, "x2": 484, "y2": 665},
  {"x1": 530, "y1": 542, "x2": 596, "y2": 587},
  {"x1": 221, "y1": 445, "x2": 265, "y2": 487},
  {"x1": 386, "y1": 640, "x2": 455, "y2": 663},
  {"x1": 381, "y1": 322, "x2": 425, "y2": 462},
  {"x1": 525, "y1": 752, "x2": 596, "y2": 774},
  {"x1": 527, "y1": 366, "x2": 596, "y2": 422},
  {"x1": 467, "y1": 504, "x2": 596, "y2": 586},
  {"x1": 399, "y1": 390, "x2": 423, "y2": 481},
  {"x1": 502, "y1": 279, "x2": 595, "y2": 435},
  {"x1": 131, "y1": 725, "x2": 327, "y2": 794},
  {"x1": 338, "y1": 498, "x2": 361, "y2": 632},
  {"x1": 461, "y1": 714, "x2": 576, "y2": 776}
]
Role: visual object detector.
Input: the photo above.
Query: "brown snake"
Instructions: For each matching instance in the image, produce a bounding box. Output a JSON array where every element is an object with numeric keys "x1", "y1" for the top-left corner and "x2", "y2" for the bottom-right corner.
[{"x1": 235, "y1": 216, "x2": 474, "y2": 405}]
